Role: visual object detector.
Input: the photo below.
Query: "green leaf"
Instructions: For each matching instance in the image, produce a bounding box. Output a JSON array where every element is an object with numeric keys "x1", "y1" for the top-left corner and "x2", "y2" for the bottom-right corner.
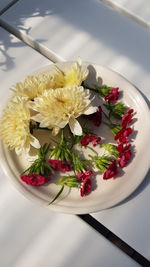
[
  {"x1": 102, "y1": 144, "x2": 119, "y2": 157},
  {"x1": 49, "y1": 130, "x2": 71, "y2": 161},
  {"x1": 90, "y1": 155, "x2": 111, "y2": 171},
  {"x1": 49, "y1": 185, "x2": 64, "y2": 205},
  {"x1": 71, "y1": 151, "x2": 87, "y2": 172},
  {"x1": 103, "y1": 103, "x2": 113, "y2": 111},
  {"x1": 72, "y1": 135, "x2": 83, "y2": 145},
  {"x1": 111, "y1": 125, "x2": 122, "y2": 136},
  {"x1": 64, "y1": 150, "x2": 70, "y2": 161},
  {"x1": 55, "y1": 148, "x2": 61, "y2": 160},
  {"x1": 104, "y1": 102, "x2": 127, "y2": 119},
  {"x1": 95, "y1": 85, "x2": 112, "y2": 97},
  {"x1": 22, "y1": 143, "x2": 51, "y2": 176},
  {"x1": 56, "y1": 176, "x2": 80, "y2": 188},
  {"x1": 38, "y1": 143, "x2": 51, "y2": 159},
  {"x1": 111, "y1": 103, "x2": 127, "y2": 118}
]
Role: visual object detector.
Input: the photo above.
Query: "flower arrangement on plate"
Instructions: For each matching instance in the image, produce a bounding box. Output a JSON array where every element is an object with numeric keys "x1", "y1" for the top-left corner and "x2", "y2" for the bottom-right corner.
[{"x1": 0, "y1": 58, "x2": 136, "y2": 208}]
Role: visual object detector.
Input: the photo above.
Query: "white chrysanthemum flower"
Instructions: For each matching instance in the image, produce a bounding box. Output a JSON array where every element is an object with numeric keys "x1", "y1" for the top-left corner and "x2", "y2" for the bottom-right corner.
[
  {"x1": 63, "y1": 58, "x2": 89, "y2": 87},
  {"x1": 0, "y1": 96, "x2": 40, "y2": 155},
  {"x1": 30, "y1": 86, "x2": 98, "y2": 136},
  {"x1": 12, "y1": 72, "x2": 65, "y2": 100},
  {"x1": 13, "y1": 59, "x2": 88, "y2": 100}
]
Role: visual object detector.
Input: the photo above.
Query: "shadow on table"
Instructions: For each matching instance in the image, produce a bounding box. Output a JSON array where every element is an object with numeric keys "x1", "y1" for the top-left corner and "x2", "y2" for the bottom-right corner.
[
  {"x1": 0, "y1": 31, "x2": 23, "y2": 71},
  {"x1": 0, "y1": 26, "x2": 46, "y2": 72},
  {"x1": 0, "y1": 5, "x2": 51, "y2": 71}
]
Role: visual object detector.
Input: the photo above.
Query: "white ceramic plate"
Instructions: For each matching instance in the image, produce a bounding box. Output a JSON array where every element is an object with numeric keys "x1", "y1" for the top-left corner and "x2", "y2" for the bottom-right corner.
[{"x1": 0, "y1": 62, "x2": 150, "y2": 214}]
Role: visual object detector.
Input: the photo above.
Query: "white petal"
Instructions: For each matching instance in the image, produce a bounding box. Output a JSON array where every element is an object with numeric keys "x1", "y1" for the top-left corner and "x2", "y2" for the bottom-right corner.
[
  {"x1": 31, "y1": 114, "x2": 43, "y2": 123},
  {"x1": 31, "y1": 115, "x2": 50, "y2": 128},
  {"x1": 15, "y1": 146, "x2": 23, "y2": 155},
  {"x1": 30, "y1": 135, "x2": 41, "y2": 149},
  {"x1": 83, "y1": 106, "x2": 98, "y2": 115},
  {"x1": 28, "y1": 101, "x2": 36, "y2": 110},
  {"x1": 39, "y1": 121, "x2": 51, "y2": 128},
  {"x1": 69, "y1": 117, "x2": 82, "y2": 136},
  {"x1": 55, "y1": 120, "x2": 68, "y2": 128},
  {"x1": 77, "y1": 56, "x2": 82, "y2": 66}
]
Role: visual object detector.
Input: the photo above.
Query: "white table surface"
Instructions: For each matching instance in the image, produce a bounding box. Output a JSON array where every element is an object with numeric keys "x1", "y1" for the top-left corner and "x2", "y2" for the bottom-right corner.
[
  {"x1": 0, "y1": 181, "x2": 139, "y2": 267},
  {"x1": 0, "y1": 0, "x2": 150, "y2": 264},
  {"x1": 0, "y1": 182, "x2": 139, "y2": 267},
  {"x1": 0, "y1": 27, "x2": 141, "y2": 267}
]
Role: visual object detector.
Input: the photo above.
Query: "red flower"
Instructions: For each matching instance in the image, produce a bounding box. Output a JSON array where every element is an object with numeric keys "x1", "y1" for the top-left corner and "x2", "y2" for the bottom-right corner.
[
  {"x1": 114, "y1": 127, "x2": 133, "y2": 143},
  {"x1": 21, "y1": 174, "x2": 50, "y2": 186},
  {"x1": 77, "y1": 170, "x2": 93, "y2": 181},
  {"x1": 117, "y1": 143, "x2": 131, "y2": 155},
  {"x1": 88, "y1": 105, "x2": 102, "y2": 127},
  {"x1": 91, "y1": 136, "x2": 101, "y2": 146},
  {"x1": 60, "y1": 162, "x2": 71, "y2": 172},
  {"x1": 80, "y1": 178, "x2": 92, "y2": 197},
  {"x1": 80, "y1": 135, "x2": 91, "y2": 146},
  {"x1": 122, "y1": 109, "x2": 134, "y2": 127},
  {"x1": 48, "y1": 159, "x2": 62, "y2": 169},
  {"x1": 117, "y1": 143, "x2": 132, "y2": 168},
  {"x1": 80, "y1": 135, "x2": 101, "y2": 147},
  {"x1": 103, "y1": 160, "x2": 118, "y2": 179},
  {"x1": 104, "y1": 88, "x2": 119, "y2": 103},
  {"x1": 48, "y1": 159, "x2": 71, "y2": 172},
  {"x1": 77, "y1": 170, "x2": 93, "y2": 197}
]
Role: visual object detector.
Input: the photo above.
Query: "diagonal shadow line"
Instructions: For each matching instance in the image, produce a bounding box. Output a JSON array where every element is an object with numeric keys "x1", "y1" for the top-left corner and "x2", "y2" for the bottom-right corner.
[
  {"x1": 77, "y1": 214, "x2": 150, "y2": 266},
  {"x1": 0, "y1": 0, "x2": 20, "y2": 15}
]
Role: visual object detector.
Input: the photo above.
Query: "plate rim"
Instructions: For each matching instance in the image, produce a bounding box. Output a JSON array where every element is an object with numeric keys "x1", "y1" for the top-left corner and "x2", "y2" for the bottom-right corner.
[{"x1": 0, "y1": 62, "x2": 150, "y2": 214}]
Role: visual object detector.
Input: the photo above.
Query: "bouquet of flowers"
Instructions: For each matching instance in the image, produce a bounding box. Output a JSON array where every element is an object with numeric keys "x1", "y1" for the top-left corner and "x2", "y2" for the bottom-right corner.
[{"x1": 0, "y1": 59, "x2": 135, "y2": 204}]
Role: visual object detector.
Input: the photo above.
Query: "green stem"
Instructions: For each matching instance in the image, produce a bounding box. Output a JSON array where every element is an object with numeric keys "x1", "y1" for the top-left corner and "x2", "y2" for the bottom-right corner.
[
  {"x1": 86, "y1": 145, "x2": 98, "y2": 155},
  {"x1": 48, "y1": 185, "x2": 64, "y2": 205}
]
